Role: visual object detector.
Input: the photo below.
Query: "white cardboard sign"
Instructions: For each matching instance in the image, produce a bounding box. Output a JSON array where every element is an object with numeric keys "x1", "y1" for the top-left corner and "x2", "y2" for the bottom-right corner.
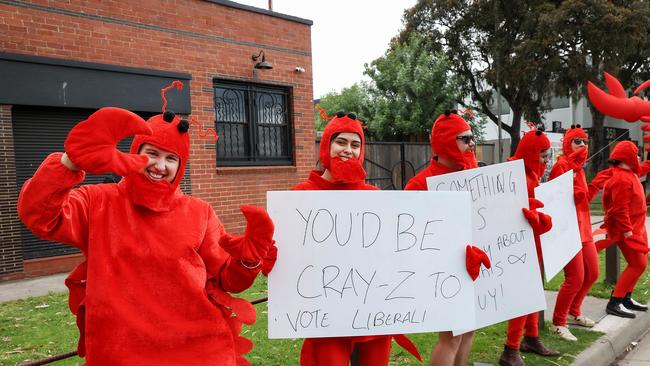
[
  {"x1": 267, "y1": 191, "x2": 475, "y2": 339},
  {"x1": 535, "y1": 170, "x2": 582, "y2": 280},
  {"x1": 426, "y1": 160, "x2": 546, "y2": 333}
]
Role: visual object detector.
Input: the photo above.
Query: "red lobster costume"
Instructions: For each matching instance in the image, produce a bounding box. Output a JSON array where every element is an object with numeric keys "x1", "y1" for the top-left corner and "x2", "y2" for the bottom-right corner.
[
  {"x1": 404, "y1": 110, "x2": 490, "y2": 364},
  {"x1": 18, "y1": 82, "x2": 276, "y2": 366},
  {"x1": 549, "y1": 126, "x2": 599, "y2": 327},
  {"x1": 295, "y1": 112, "x2": 422, "y2": 366},
  {"x1": 500, "y1": 129, "x2": 560, "y2": 364}
]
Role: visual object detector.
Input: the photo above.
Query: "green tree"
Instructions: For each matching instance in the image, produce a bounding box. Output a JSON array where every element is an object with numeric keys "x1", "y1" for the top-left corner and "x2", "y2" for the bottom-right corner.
[
  {"x1": 314, "y1": 83, "x2": 373, "y2": 131},
  {"x1": 547, "y1": 0, "x2": 650, "y2": 172},
  {"x1": 399, "y1": 0, "x2": 561, "y2": 154},
  {"x1": 364, "y1": 33, "x2": 467, "y2": 141}
]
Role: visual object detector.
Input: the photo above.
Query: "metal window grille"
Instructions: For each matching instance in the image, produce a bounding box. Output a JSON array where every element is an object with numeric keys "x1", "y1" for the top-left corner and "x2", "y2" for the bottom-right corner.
[{"x1": 214, "y1": 81, "x2": 292, "y2": 166}]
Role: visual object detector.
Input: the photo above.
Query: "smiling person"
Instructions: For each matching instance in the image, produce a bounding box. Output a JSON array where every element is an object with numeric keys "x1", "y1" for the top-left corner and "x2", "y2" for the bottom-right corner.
[
  {"x1": 404, "y1": 110, "x2": 491, "y2": 366},
  {"x1": 295, "y1": 111, "x2": 421, "y2": 366},
  {"x1": 17, "y1": 84, "x2": 277, "y2": 366}
]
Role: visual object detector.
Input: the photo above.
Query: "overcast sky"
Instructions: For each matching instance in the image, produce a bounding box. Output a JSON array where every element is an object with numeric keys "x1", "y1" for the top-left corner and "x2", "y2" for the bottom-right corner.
[{"x1": 236, "y1": 0, "x2": 417, "y2": 99}]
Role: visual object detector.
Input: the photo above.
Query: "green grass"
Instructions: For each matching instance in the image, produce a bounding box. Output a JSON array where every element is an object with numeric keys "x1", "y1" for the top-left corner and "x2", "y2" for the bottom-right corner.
[
  {"x1": 2, "y1": 275, "x2": 606, "y2": 366},
  {"x1": 545, "y1": 248, "x2": 650, "y2": 303}
]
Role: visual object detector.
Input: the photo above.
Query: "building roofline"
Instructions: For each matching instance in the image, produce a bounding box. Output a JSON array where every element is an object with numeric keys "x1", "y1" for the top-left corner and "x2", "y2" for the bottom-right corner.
[{"x1": 203, "y1": 0, "x2": 313, "y2": 25}]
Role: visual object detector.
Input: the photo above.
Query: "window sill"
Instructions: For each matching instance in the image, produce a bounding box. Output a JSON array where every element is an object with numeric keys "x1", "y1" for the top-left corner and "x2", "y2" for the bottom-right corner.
[{"x1": 216, "y1": 165, "x2": 298, "y2": 175}]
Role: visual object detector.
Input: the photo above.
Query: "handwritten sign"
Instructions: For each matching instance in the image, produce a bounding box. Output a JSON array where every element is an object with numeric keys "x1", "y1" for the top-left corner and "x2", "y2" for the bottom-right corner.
[
  {"x1": 267, "y1": 191, "x2": 475, "y2": 339},
  {"x1": 426, "y1": 160, "x2": 546, "y2": 333},
  {"x1": 535, "y1": 170, "x2": 582, "y2": 279}
]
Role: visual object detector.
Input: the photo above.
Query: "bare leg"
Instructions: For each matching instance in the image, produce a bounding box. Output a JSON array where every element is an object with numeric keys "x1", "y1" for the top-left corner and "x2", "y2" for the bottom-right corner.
[
  {"x1": 430, "y1": 331, "x2": 463, "y2": 366},
  {"x1": 454, "y1": 332, "x2": 474, "y2": 366}
]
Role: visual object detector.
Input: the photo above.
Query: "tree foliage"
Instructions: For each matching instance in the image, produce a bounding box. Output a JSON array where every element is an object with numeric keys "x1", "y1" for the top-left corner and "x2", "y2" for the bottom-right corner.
[
  {"x1": 314, "y1": 83, "x2": 374, "y2": 131},
  {"x1": 364, "y1": 33, "x2": 465, "y2": 141},
  {"x1": 314, "y1": 34, "x2": 485, "y2": 141},
  {"x1": 398, "y1": 0, "x2": 650, "y2": 168},
  {"x1": 548, "y1": 0, "x2": 650, "y2": 172},
  {"x1": 399, "y1": 0, "x2": 562, "y2": 154}
]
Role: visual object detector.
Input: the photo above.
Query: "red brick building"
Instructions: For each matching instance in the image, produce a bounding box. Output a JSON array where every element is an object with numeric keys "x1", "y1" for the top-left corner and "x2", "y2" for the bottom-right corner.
[{"x1": 0, "y1": 0, "x2": 314, "y2": 280}]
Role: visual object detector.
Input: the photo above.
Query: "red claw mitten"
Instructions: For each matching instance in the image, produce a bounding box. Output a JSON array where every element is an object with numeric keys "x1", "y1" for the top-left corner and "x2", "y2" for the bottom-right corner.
[
  {"x1": 568, "y1": 148, "x2": 588, "y2": 172},
  {"x1": 465, "y1": 245, "x2": 491, "y2": 281},
  {"x1": 64, "y1": 107, "x2": 152, "y2": 176},
  {"x1": 261, "y1": 242, "x2": 278, "y2": 276},
  {"x1": 522, "y1": 198, "x2": 552, "y2": 235},
  {"x1": 219, "y1": 206, "x2": 275, "y2": 264},
  {"x1": 588, "y1": 168, "x2": 613, "y2": 201}
]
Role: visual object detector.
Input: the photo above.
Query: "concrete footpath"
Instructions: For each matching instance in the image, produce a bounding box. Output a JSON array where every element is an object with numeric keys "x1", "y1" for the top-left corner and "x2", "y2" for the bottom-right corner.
[{"x1": 545, "y1": 291, "x2": 650, "y2": 366}]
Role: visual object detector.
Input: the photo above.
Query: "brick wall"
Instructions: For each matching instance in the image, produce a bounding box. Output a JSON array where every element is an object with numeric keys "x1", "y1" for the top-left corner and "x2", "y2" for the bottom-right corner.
[
  {"x1": 0, "y1": 105, "x2": 24, "y2": 278},
  {"x1": 0, "y1": 0, "x2": 315, "y2": 238}
]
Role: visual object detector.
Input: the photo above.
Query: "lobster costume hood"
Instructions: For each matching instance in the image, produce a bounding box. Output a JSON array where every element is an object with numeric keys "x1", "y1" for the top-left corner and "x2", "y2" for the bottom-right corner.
[
  {"x1": 512, "y1": 129, "x2": 551, "y2": 179},
  {"x1": 609, "y1": 140, "x2": 641, "y2": 174},
  {"x1": 318, "y1": 112, "x2": 366, "y2": 183},
  {"x1": 431, "y1": 111, "x2": 478, "y2": 170},
  {"x1": 563, "y1": 126, "x2": 588, "y2": 156},
  {"x1": 125, "y1": 111, "x2": 190, "y2": 212}
]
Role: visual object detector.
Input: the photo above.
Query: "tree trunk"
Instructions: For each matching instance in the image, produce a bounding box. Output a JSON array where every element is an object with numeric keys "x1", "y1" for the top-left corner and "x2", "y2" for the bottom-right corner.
[
  {"x1": 509, "y1": 108, "x2": 523, "y2": 156},
  {"x1": 588, "y1": 107, "x2": 607, "y2": 176}
]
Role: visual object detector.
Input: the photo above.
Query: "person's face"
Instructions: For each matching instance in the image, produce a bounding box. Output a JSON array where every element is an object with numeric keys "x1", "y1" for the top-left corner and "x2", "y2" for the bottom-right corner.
[
  {"x1": 455, "y1": 129, "x2": 476, "y2": 153},
  {"x1": 571, "y1": 137, "x2": 589, "y2": 152},
  {"x1": 139, "y1": 143, "x2": 180, "y2": 183},
  {"x1": 540, "y1": 148, "x2": 551, "y2": 165},
  {"x1": 330, "y1": 132, "x2": 362, "y2": 161}
]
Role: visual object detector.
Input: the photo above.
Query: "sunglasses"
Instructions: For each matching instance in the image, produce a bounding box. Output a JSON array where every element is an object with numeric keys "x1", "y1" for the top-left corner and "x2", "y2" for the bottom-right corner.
[
  {"x1": 456, "y1": 135, "x2": 476, "y2": 144},
  {"x1": 573, "y1": 138, "x2": 589, "y2": 145}
]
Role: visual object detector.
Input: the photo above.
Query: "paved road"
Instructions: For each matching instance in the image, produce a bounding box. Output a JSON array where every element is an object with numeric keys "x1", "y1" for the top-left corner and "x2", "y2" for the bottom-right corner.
[{"x1": 618, "y1": 328, "x2": 650, "y2": 366}]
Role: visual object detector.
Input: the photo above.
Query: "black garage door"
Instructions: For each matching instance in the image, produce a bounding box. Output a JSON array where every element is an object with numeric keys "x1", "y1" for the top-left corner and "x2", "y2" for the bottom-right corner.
[{"x1": 13, "y1": 105, "x2": 191, "y2": 259}]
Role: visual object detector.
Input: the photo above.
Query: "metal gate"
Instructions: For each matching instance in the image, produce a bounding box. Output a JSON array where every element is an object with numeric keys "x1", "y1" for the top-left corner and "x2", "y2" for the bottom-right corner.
[{"x1": 363, "y1": 142, "x2": 431, "y2": 190}]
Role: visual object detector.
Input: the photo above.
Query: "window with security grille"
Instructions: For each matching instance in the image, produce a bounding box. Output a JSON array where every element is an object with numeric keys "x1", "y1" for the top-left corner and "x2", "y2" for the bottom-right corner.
[{"x1": 214, "y1": 80, "x2": 292, "y2": 166}]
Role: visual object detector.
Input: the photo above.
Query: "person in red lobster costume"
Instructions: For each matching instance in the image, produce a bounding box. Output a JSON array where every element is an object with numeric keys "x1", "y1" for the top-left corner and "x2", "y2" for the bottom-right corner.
[
  {"x1": 499, "y1": 127, "x2": 560, "y2": 366},
  {"x1": 596, "y1": 141, "x2": 649, "y2": 318},
  {"x1": 548, "y1": 125, "x2": 599, "y2": 341},
  {"x1": 18, "y1": 82, "x2": 277, "y2": 366},
  {"x1": 404, "y1": 110, "x2": 491, "y2": 366},
  {"x1": 295, "y1": 111, "x2": 422, "y2": 366}
]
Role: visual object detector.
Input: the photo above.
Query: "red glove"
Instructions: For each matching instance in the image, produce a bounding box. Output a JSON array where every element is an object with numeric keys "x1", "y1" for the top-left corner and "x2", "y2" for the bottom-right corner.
[
  {"x1": 537, "y1": 211, "x2": 553, "y2": 235},
  {"x1": 522, "y1": 198, "x2": 552, "y2": 235},
  {"x1": 465, "y1": 245, "x2": 491, "y2": 281},
  {"x1": 261, "y1": 242, "x2": 278, "y2": 276},
  {"x1": 219, "y1": 206, "x2": 275, "y2": 264},
  {"x1": 64, "y1": 107, "x2": 152, "y2": 176},
  {"x1": 567, "y1": 148, "x2": 588, "y2": 172}
]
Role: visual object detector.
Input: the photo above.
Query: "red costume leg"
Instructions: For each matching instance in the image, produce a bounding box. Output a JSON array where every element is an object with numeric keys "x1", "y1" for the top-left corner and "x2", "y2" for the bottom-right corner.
[
  {"x1": 506, "y1": 315, "x2": 527, "y2": 349},
  {"x1": 570, "y1": 241, "x2": 599, "y2": 317},
  {"x1": 553, "y1": 250, "x2": 585, "y2": 325},
  {"x1": 613, "y1": 243, "x2": 648, "y2": 297},
  {"x1": 524, "y1": 312, "x2": 539, "y2": 337},
  {"x1": 356, "y1": 336, "x2": 392, "y2": 366},
  {"x1": 300, "y1": 338, "x2": 353, "y2": 366}
]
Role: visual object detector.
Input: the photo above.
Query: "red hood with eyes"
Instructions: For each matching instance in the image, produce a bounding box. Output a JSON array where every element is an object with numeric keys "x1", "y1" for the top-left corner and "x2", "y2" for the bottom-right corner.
[
  {"x1": 512, "y1": 130, "x2": 551, "y2": 178},
  {"x1": 319, "y1": 114, "x2": 365, "y2": 170},
  {"x1": 562, "y1": 126, "x2": 588, "y2": 155},
  {"x1": 431, "y1": 112, "x2": 477, "y2": 170}
]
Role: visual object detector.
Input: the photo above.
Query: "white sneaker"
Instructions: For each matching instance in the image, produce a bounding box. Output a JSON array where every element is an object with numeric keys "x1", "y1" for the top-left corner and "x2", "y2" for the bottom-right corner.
[
  {"x1": 567, "y1": 314, "x2": 595, "y2": 327},
  {"x1": 550, "y1": 324, "x2": 578, "y2": 341}
]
